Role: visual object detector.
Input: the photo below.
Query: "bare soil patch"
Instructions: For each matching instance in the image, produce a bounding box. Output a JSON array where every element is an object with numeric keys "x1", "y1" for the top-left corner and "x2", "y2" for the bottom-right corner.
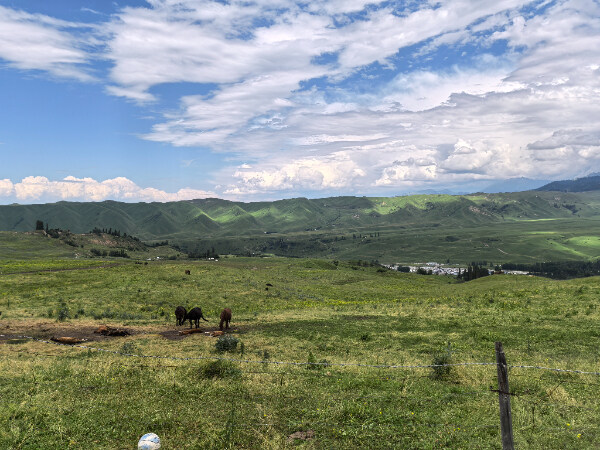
[
  {"x1": 0, "y1": 320, "x2": 133, "y2": 343},
  {"x1": 0, "y1": 320, "x2": 241, "y2": 344}
]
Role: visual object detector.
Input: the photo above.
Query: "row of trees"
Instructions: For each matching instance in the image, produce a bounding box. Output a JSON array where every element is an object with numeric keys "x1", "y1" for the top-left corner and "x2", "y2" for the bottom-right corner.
[
  {"x1": 90, "y1": 227, "x2": 126, "y2": 237},
  {"x1": 502, "y1": 261, "x2": 600, "y2": 279},
  {"x1": 188, "y1": 247, "x2": 220, "y2": 259},
  {"x1": 36, "y1": 220, "x2": 67, "y2": 239},
  {"x1": 90, "y1": 248, "x2": 130, "y2": 258},
  {"x1": 457, "y1": 264, "x2": 491, "y2": 281}
]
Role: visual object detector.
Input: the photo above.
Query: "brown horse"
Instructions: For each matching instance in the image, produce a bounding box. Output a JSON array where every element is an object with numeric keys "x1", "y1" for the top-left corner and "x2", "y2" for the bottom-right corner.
[
  {"x1": 175, "y1": 306, "x2": 187, "y2": 326},
  {"x1": 219, "y1": 308, "x2": 232, "y2": 331}
]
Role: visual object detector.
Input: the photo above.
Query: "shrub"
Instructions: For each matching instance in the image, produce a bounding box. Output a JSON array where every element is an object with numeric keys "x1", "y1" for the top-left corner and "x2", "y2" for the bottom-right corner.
[
  {"x1": 430, "y1": 343, "x2": 453, "y2": 380},
  {"x1": 306, "y1": 351, "x2": 329, "y2": 370},
  {"x1": 57, "y1": 302, "x2": 70, "y2": 322},
  {"x1": 215, "y1": 335, "x2": 239, "y2": 353},
  {"x1": 108, "y1": 249, "x2": 129, "y2": 258},
  {"x1": 120, "y1": 342, "x2": 140, "y2": 355},
  {"x1": 199, "y1": 360, "x2": 241, "y2": 379}
]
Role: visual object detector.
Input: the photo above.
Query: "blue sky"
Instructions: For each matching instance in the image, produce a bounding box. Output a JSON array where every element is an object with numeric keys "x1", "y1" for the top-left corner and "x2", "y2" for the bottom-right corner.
[{"x1": 0, "y1": 0, "x2": 599, "y2": 204}]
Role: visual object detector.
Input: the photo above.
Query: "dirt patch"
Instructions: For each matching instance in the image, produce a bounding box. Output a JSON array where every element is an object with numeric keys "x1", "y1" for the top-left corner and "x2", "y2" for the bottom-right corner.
[
  {"x1": 288, "y1": 430, "x2": 315, "y2": 442},
  {"x1": 0, "y1": 320, "x2": 136, "y2": 343},
  {"x1": 94, "y1": 325, "x2": 131, "y2": 336},
  {"x1": 0, "y1": 320, "x2": 241, "y2": 344},
  {"x1": 159, "y1": 330, "x2": 188, "y2": 341}
]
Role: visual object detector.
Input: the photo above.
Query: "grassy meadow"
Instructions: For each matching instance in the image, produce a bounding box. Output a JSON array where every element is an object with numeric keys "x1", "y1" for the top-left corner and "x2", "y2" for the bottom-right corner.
[
  {"x1": 1, "y1": 257, "x2": 600, "y2": 448},
  {"x1": 185, "y1": 216, "x2": 600, "y2": 264}
]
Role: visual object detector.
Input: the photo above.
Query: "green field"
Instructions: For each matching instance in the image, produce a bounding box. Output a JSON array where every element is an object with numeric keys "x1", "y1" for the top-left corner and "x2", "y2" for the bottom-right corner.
[{"x1": 1, "y1": 258, "x2": 600, "y2": 448}]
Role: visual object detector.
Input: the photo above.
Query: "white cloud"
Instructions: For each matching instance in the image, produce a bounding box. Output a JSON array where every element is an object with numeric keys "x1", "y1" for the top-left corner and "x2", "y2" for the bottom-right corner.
[
  {"x1": 375, "y1": 158, "x2": 438, "y2": 186},
  {"x1": 0, "y1": 179, "x2": 14, "y2": 197},
  {"x1": 226, "y1": 152, "x2": 366, "y2": 194},
  {"x1": 4, "y1": 176, "x2": 215, "y2": 203},
  {"x1": 106, "y1": 0, "x2": 540, "y2": 142},
  {"x1": 439, "y1": 139, "x2": 494, "y2": 173},
  {"x1": 528, "y1": 130, "x2": 600, "y2": 150},
  {"x1": 378, "y1": 65, "x2": 525, "y2": 112},
  {"x1": 0, "y1": 6, "x2": 92, "y2": 80},
  {"x1": 3, "y1": 0, "x2": 600, "y2": 198}
]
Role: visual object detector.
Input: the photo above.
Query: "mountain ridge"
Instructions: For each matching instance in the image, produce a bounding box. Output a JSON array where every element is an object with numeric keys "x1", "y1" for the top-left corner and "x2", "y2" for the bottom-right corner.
[
  {"x1": 537, "y1": 175, "x2": 600, "y2": 193},
  {"x1": 1, "y1": 190, "x2": 599, "y2": 242}
]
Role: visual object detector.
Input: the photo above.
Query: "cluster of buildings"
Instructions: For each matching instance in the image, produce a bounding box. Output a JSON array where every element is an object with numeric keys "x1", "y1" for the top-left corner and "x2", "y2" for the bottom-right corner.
[{"x1": 384, "y1": 262, "x2": 529, "y2": 276}]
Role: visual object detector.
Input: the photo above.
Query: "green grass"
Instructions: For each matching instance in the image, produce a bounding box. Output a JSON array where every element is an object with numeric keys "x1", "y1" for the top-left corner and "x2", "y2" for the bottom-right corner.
[
  {"x1": 0, "y1": 231, "x2": 184, "y2": 263},
  {"x1": 0, "y1": 259, "x2": 108, "y2": 274},
  {"x1": 183, "y1": 216, "x2": 600, "y2": 264},
  {"x1": 1, "y1": 258, "x2": 600, "y2": 448},
  {"x1": 0, "y1": 232, "x2": 77, "y2": 259}
]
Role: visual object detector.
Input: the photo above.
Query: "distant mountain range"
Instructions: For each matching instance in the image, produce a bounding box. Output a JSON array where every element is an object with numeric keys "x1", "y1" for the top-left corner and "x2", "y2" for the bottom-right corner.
[
  {"x1": 2, "y1": 187, "x2": 600, "y2": 263},
  {"x1": 1, "y1": 190, "x2": 599, "y2": 242},
  {"x1": 537, "y1": 175, "x2": 600, "y2": 192}
]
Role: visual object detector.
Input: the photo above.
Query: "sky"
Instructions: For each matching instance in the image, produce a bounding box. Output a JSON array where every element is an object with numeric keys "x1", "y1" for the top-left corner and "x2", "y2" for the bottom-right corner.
[{"x1": 0, "y1": 0, "x2": 599, "y2": 204}]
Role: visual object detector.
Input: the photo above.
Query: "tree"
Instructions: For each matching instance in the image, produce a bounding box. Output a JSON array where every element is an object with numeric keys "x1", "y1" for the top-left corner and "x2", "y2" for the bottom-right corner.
[{"x1": 35, "y1": 220, "x2": 44, "y2": 231}]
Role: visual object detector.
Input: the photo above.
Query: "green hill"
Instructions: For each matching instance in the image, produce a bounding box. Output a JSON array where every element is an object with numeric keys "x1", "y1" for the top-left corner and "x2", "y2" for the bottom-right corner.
[{"x1": 2, "y1": 191, "x2": 600, "y2": 263}]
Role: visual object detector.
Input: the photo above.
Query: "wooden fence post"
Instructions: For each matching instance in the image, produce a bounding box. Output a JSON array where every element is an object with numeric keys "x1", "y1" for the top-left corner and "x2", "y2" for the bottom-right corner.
[{"x1": 495, "y1": 341, "x2": 515, "y2": 450}]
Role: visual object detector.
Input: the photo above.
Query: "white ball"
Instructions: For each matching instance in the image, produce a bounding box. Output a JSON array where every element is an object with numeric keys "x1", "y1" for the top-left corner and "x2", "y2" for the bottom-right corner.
[{"x1": 138, "y1": 433, "x2": 161, "y2": 450}]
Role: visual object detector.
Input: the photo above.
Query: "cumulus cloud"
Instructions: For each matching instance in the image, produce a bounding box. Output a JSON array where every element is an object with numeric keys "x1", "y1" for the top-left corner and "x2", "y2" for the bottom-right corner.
[
  {"x1": 225, "y1": 152, "x2": 366, "y2": 194},
  {"x1": 439, "y1": 139, "x2": 494, "y2": 173},
  {"x1": 3, "y1": 176, "x2": 215, "y2": 203},
  {"x1": 375, "y1": 158, "x2": 438, "y2": 186},
  {"x1": 0, "y1": 179, "x2": 14, "y2": 197}
]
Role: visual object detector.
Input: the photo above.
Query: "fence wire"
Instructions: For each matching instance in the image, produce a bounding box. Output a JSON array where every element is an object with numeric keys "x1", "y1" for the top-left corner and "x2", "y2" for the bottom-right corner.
[
  {"x1": 3, "y1": 334, "x2": 600, "y2": 443},
  {"x1": 3, "y1": 334, "x2": 600, "y2": 377},
  {"x1": 1, "y1": 334, "x2": 498, "y2": 369}
]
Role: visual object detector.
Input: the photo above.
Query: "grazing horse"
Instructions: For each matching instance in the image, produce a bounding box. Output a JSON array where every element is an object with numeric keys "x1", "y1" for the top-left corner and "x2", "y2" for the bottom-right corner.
[
  {"x1": 175, "y1": 306, "x2": 187, "y2": 326},
  {"x1": 219, "y1": 308, "x2": 232, "y2": 331},
  {"x1": 185, "y1": 307, "x2": 209, "y2": 329}
]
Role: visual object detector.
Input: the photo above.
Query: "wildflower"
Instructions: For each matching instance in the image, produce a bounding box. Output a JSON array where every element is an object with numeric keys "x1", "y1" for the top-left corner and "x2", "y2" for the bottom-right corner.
[{"x1": 577, "y1": 434, "x2": 582, "y2": 438}]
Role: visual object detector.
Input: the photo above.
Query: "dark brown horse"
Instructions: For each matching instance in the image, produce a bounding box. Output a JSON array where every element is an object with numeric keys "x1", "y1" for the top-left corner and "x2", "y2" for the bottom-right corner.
[
  {"x1": 185, "y1": 307, "x2": 209, "y2": 329},
  {"x1": 219, "y1": 308, "x2": 232, "y2": 331},
  {"x1": 175, "y1": 306, "x2": 187, "y2": 326}
]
